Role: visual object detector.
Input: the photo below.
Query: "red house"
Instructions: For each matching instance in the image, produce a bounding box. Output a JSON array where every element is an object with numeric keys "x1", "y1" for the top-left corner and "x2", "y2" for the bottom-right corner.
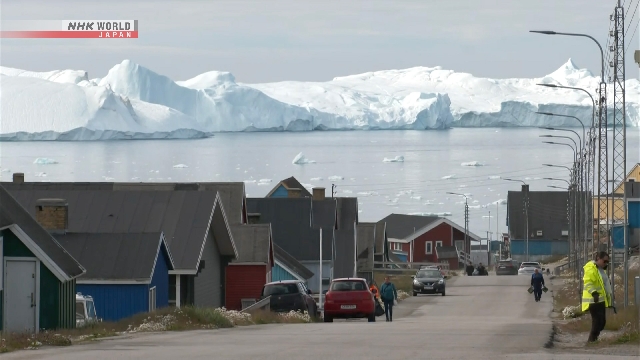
[
  {"x1": 378, "y1": 214, "x2": 481, "y2": 269},
  {"x1": 225, "y1": 224, "x2": 274, "y2": 310}
]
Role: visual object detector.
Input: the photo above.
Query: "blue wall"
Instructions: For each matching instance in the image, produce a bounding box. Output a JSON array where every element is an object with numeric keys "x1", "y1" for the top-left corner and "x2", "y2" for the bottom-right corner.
[
  {"x1": 269, "y1": 185, "x2": 288, "y2": 198},
  {"x1": 150, "y1": 245, "x2": 171, "y2": 309},
  {"x1": 77, "y1": 284, "x2": 148, "y2": 322},
  {"x1": 510, "y1": 240, "x2": 569, "y2": 256},
  {"x1": 629, "y1": 201, "x2": 640, "y2": 228},
  {"x1": 77, "y1": 244, "x2": 172, "y2": 322},
  {"x1": 272, "y1": 263, "x2": 298, "y2": 281}
]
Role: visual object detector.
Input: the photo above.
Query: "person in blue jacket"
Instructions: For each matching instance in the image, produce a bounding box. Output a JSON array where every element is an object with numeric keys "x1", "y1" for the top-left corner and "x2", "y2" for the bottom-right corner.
[
  {"x1": 380, "y1": 276, "x2": 398, "y2": 322},
  {"x1": 531, "y1": 268, "x2": 545, "y2": 302}
]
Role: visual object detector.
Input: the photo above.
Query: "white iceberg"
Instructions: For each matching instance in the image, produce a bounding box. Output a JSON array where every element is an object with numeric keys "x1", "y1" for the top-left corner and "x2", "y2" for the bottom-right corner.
[
  {"x1": 310, "y1": 177, "x2": 323, "y2": 181},
  {"x1": 292, "y1": 152, "x2": 316, "y2": 165},
  {"x1": 328, "y1": 175, "x2": 344, "y2": 181},
  {"x1": 488, "y1": 175, "x2": 502, "y2": 180},
  {"x1": 383, "y1": 155, "x2": 405, "y2": 163},
  {"x1": 258, "y1": 178, "x2": 272, "y2": 183},
  {"x1": 172, "y1": 164, "x2": 188, "y2": 168},
  {"x1": 461, "y1": 161, "x2": 484, "y2": 167},
  {"x1": 33, "y1": 157, "x2": 58, "y2": 164},
  {"x1": 3, "y1": 58, "x2": 637, "y2": 140},
  {"x1": 441, "y1": 175, "x2": 456, "y2": 180}
]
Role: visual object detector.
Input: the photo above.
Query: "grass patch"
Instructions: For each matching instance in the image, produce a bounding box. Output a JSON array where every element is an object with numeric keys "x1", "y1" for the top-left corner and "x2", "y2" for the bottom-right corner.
[{"x1": 0, "y1": 306, "x2": 313, "y2": 353}]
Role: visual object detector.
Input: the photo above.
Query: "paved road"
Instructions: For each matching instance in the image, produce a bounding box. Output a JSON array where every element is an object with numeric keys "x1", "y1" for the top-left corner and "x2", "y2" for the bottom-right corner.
[{"x1": 3, "y1": 275, "x2": 633, "y2": 359}]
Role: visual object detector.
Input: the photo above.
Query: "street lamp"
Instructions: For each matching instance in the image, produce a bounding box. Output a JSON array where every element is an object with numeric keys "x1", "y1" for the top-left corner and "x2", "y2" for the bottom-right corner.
[
  {"x1": 447, "y1": 192, "x2": 470, "y2": 262},
  {"x1": 548, "y1": 185, "x2": 569, "y2": 190},
  {"x1": 503, "y1": 179, "x2": 529, "y2": 261},
  {"x1": 529, "y1": 31, "x2": 604, "y2": 81}
]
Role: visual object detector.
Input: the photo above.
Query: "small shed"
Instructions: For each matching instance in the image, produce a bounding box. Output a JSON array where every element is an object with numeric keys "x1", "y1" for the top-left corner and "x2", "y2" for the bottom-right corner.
[
  {"x1": 54, "y1": 232, "x2": 174, "y2": 322},
  {"x1": 0, "y1": 185, "x2": 85, "y2": 333},
  {"x1": 225, "y1": 224, "x2": 274, "y2": 310}
]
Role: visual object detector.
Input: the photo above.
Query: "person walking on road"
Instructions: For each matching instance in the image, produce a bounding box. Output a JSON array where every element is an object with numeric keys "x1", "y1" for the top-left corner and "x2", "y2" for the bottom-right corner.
[
  {"x1": 465, "y1": 261, "x2": 474, "y2": 276},
  {"x1": 380, "y1": 276, "x2": 398, "y2": 322},
  {"x1": 531, "y1": 268, "x2": 545, "y2": 302},
  {"x1": 582, "y1": 252, "x2": 613, "y2": 343}
]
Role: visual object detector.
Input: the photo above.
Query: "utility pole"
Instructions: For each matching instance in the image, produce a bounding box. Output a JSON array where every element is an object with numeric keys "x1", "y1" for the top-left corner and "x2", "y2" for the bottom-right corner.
[
  {"x1": 487, "y1": 210, "x2": 491, "y2": 267},
  {"x1": 524, "y1": 185, "x2": 530, "y2": 262},
  {"x1": 496, "y1": 202, "x2": 499, "y2": 261},
  {"x1": 465, "y1": 198, "x2": 469, "y2": 259},
  {"x1": 331, "y1": 184, "x2": 336, "y2": 198}
]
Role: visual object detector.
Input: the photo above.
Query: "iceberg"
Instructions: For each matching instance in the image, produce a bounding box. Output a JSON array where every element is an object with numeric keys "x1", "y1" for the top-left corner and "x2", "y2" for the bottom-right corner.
[
  {"x1": 383, "y1": 155, "x2": 405, "y2": 163},
  {"x1": 172, "y1": 164, "x2": 188, "y2": 168},
  {"x1": 292, "y1": 152, "x2": 316, "y2": 165},
  {"x1": 1, "y1": 58, "x2": 638, "y2": 140},
  {"x1": 33, "y1": 157, "x2": 58, "y2": 164},
  {"x1": 461, "y1": 161, "x2": 484, "y2": 167}
]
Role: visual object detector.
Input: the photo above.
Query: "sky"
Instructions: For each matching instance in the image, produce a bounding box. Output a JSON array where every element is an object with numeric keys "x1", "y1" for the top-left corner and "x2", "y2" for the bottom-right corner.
[{"x1": 1, "y1": 0, "x2": 638, "y2": 83}]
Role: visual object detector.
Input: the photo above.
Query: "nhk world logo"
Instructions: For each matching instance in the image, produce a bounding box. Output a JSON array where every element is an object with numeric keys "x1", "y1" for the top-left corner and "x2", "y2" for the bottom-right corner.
[{"x1": 0, "y1": 20, "x2": 139, "y2": 38}]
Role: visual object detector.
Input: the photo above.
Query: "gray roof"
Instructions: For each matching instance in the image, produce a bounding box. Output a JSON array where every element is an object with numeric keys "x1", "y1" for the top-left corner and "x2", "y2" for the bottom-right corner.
[
  {"x1": 436, "y1": 245, "x2": 459, "y2": 259},
  {"x1": 230, "y1": 224, "x2": 272, "y2": 264},
  {"x1": 507, "y1": 190, "x2": 573, "y2": 240},
  {"x1": 334, "y1": 228, "x2": 355, "y2": 278},
  {"x1": 246, "y1": 197, "x2": 332, "y2": 261},
  {"x1": 2, "y1": 182, "x2": 236, "y2": 271},
  {"x1": 273, "y1": 244, "x2": 314, "y2": 280},
  {"x1": 377, "y1": 214, "x2": 441, "y2": 240},
  {"x1": 54, "y1": 232, "x2": 173, "y2": 282},
  {"x1": 312, "y1": 199, "x2": 337, "y2": 229},
  {"x1": 356, "y1": 223, "x2": 375, "y2": 271},
  {"x1": 267, "y1": 176, "x2": 313, "y2": 197},
  {"x1": 0, "y1": 185, "x2": 85, "y2": 281}
]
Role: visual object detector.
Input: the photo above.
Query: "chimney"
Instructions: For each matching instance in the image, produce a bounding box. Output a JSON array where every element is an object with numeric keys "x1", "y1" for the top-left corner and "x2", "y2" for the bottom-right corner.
[
  {"x1": 35, "y1": 199, "x2": 68, "y2": 234},
  {"x1": 521, "y1": 184, "x2": 529, "y2": 194},
  {"x1": 313, "y1": 187, "x2": 326, "y2": 201},
  {"x1": 247, "y1": 213, "x2": 261, "y2": 224},
  {"x1": 288, "y1": 188, "x2": 302, "y2": 198},
  {"x1": 13, "y1": 173, "x2": 24, "y2": 184}
]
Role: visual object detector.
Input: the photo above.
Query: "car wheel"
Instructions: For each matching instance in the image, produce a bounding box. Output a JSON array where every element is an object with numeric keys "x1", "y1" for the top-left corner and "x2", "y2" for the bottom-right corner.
[
  {"x1": 324, "y1": 315, "x2": 333, "y2": 323},
  {"x1": 368, "y1": 313, "x2": 376, "y2": 322},
  {"x1": 441, "y1": 290, "x2": 446, "y2": 296},
  {"x1": 413, "y1": 291, "x2": 417, "y2": 296}
]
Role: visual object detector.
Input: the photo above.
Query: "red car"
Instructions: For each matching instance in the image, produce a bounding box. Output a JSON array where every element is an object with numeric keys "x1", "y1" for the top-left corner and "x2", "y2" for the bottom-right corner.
[{"x1": 323, "y1": 278, "x2": 376, "y2": 322}]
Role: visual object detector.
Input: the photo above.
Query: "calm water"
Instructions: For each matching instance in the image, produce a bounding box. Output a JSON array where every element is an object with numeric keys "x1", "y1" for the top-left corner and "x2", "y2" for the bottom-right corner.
[{"x1": 1, "y1": 128, "x2": 638, "y2": 238}]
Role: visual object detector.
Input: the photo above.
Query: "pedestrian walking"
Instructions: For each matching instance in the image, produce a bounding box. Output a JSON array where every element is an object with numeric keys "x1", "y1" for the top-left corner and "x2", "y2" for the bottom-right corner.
[
  {"x1": 531, "y1": 268, "x2": 545, "y2": 302},
  {"x1": 380, "y1": 276, "x2": 398, "y2": 322},
  {"x1": 465, "y1": 261, "x2": 474, "y2": 276},
  {"x1": 582, "y1": 251, "x2": 613, "y2": 343}
]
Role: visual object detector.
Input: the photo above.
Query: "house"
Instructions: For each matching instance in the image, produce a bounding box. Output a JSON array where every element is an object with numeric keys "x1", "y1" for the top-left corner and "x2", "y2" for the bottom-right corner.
[
  {"x1": 54, "y1": 232, "x2": 174, "y2": 321},
  {"x1": 356, "y1": 223, "x2": 376, "y2": 282},
  {"x1": 593, "y1": 163, "x2": 640, "y2": 225},
  {"x1": 225, "y1": 224, "x2": 274, "y2": 311},
  {"x1": 507, "y1": 185, "x2": 571, "y2": 262},
  {"x1": 2, "y1": 176, "x2": 238, "y2": 309},
  {"x1": 247, "y1": 197, "x2": 334, "y2": 292},
  {"x1": 266, "y1": 176, "x2": 313, "y2": 198},
  {"x1": 0, "y1": 184, "x2": 85, "y2": 333},
  {"x1": 271, "y1": 244, "x2": 314, "y2": 282},
  {"x1": 377, "y1": 214, "x2": 480, "y2": 269},
  {"x1": 611, "y1": 181, "x2": 640, "y2": 255}
]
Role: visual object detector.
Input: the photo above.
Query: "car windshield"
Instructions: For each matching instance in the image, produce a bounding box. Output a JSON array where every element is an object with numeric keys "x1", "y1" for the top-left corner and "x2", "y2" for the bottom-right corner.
[
  {"x1": 263, "y1": 283, "x2": 299, "y2": 296},
  {"x1": 416, "y1": 270, "x2": 441, "y2": 278},
  {"x1": 329, "y1": 280, "x2": 367, "y2": 291},
  {"x1": 75, "y1": 302, "x2": 85, "y2": 320},
  {"x1": 86, "y1": 300, "x2": 96, "y2": 319},
  {"x1": 521, "y1": 263, "x2": 540, "y2": 268}
]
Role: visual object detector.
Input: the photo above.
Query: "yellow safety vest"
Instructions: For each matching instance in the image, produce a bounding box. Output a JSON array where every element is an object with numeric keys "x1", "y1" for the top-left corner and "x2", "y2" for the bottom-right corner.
[{"x1": 581, "y1": 260, "x2": 611, "y2": 312}]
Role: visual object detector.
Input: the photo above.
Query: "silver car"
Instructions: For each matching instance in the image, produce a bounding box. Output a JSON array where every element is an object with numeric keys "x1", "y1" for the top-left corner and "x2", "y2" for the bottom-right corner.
[{"x1": 517, "y1": 262, "x2": 541, "y2": 275}]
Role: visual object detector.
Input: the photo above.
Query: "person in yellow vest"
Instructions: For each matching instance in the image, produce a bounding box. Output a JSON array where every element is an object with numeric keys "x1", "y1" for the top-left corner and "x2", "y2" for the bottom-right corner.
[{"x1": 582, "y1": 251, "x2": 613, "y2": 342}]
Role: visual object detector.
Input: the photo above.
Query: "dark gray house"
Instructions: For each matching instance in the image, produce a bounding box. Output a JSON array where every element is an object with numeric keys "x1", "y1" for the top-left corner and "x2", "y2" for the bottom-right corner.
[
  {"x1": 507, "y1": 184, "x2": 573, "y2": 262},
  {"x1": 2, "y1": 178, "x2": 238, "y2": 309},
  {"x1": 0, "y1": 184, "x2": 85, "y2": 333},
  {"x1": 356, "y1": 223, "x2": 376, "y2": 283}
]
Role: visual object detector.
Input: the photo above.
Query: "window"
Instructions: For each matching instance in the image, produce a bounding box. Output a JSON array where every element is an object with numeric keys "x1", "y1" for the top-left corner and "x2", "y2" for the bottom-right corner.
[
  {"x1": 425, "y1": 241, "x2": 433, "y2": 254},
  {"x1": 149, "y1": 286, "x2": 157, "y2": 312},
  {"x1": 435, "y1": 241, "x2": 443, "y2": 249},
  {"x1": 262, "y1": 283, "x2": 299, "y2": 296},
  {"x1": 391, "y1": 242, "x2": 402, "y2": 251},
  {"x1": 329, "y1": 280, "x2": 367, "y2": 291}
]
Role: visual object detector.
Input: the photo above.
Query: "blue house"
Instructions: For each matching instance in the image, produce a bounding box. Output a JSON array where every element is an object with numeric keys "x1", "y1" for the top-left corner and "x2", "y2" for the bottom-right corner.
[
  {"x1": 272, "y1": 244, "x2": 314, "y2": 282},
  {"x1": 612, "y1": 181, "x2": 640, "y2": 250},
  {"x1": 55, "y1": 232, "x2": 174, "y2": 322},
  {"x1": 266, "y1": 177, "x2": 313, "y2": 198}
]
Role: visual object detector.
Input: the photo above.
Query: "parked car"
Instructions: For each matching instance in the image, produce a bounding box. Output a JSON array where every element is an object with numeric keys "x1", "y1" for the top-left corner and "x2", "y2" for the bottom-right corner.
[
  {"x1": 412, "y1": 268, "x2": 446, "y2": 296},
  {"x1": 496, "y1": 260, "x2": 518, "y2": 275},
  {"x1": 518, "y1": 262, "x2": 542, "y2": 275},
  {"x1": 76, "y1": 293, "x2": 100, "y2": 328},
  {"x1": 323, "y1": 278, "x2": 376, "y2": 323},
  {"x1": 261, "y1": 280, "x2": 318, "y2": 317}
]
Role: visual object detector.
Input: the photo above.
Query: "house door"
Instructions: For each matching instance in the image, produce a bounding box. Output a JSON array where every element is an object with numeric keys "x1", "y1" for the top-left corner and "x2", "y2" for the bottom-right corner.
[
  {"x1": 455, "y1": 240, "x2": 464, "y2": 252},
  {"x1": 4, "y1": 259, "x2": 37, "y2": 333}
]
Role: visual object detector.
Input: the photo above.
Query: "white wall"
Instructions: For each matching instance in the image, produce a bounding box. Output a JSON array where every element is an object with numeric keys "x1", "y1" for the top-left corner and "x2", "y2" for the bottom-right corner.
[{"x1": 301, "y1": 261, "x2": 332, "y2": 293}]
